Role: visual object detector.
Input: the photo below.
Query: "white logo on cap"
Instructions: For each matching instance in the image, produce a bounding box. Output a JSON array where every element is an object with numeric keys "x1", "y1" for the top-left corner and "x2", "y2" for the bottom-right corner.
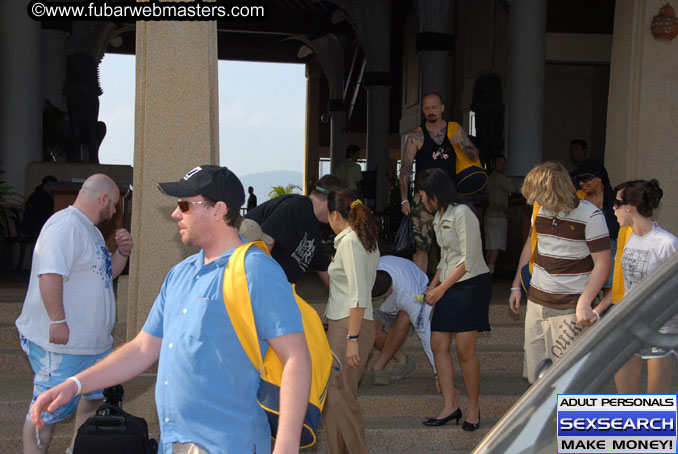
[{"x1": 183, "y1": 166, "x2": 202, "y2": 180}]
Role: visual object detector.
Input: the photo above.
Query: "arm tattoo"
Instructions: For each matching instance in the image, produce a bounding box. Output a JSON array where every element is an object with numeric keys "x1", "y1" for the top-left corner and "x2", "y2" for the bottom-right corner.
[
  {"x1": 406, "y1": 130, "x2": 423, "y2": 145},
  {"x1": 458, "y1": 129, "x2": 479, "y2": 161},
  {"x1": 400, "y1": 155, "x2": 414, "y2": 200},
  {"x1": 401, "y1": 129, "x2": 422, "y2": 199}
]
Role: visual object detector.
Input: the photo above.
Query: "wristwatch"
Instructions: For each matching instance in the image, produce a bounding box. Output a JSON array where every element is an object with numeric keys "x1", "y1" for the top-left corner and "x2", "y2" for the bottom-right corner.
[{"x1": 346, "y1": 333, "x2": 359, "y2": 340}]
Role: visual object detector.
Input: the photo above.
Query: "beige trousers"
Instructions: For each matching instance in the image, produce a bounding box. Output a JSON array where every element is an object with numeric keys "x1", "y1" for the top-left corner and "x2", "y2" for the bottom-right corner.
[
  {"x1": 524, "y1": 300, "x2": 585, "y2": 383},
  {"x1": 173, "y1": 442, "x2": 208, "y2": 454},
  {"x1": 322, "y1": 317, "x2": 375, "y2": 454}
]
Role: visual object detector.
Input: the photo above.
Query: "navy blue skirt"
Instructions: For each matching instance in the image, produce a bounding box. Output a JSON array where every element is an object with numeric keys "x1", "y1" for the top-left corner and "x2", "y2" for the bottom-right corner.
[{"x1": 430, "y1": 272, "x2": 492, "y2": 333}]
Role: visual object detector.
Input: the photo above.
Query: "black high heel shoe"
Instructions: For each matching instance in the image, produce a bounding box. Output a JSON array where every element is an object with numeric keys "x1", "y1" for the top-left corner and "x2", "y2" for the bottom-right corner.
[
  {"x1": 423, "y1": 408, "x2": 462, "y2": 427},
  {"x1": 462, "y1": 412, "x2": 480, "y2": 431}
]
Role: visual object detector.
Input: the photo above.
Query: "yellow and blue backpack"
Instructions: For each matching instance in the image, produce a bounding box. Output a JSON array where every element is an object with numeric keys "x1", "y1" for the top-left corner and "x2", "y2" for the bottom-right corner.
[
  {"x1": 446, "y1": 122, "x2": 488, "y2": 195},
  {"x1": 222, "y1": 241, "x2": 333, "y2": 449}
]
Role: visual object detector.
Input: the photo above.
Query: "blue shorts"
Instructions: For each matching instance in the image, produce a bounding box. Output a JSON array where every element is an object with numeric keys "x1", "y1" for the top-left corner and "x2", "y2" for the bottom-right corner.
[{"x1": 20, "y1": 335, "x2": 112, "y2": 424}]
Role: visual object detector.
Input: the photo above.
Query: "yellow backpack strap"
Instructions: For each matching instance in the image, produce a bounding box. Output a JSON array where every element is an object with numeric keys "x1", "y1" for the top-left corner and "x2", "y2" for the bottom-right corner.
[
  {"x1": 612, "y1": 226, "x2": 632, "y2": 304},
  {"x1": 529, "y1": 203, "x2": 540, "y2": 273},
  {"x1": 222, "y1": 240, "x2": 270, "y2": 375},
  {"x1": 446, "y1": 121, "x2": 459, "y2": 140}
]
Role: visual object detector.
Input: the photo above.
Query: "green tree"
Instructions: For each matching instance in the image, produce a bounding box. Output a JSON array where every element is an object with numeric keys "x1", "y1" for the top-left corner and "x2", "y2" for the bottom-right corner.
[{"x1": 268, "y1": 184, "x2": 302, "y2": 199}]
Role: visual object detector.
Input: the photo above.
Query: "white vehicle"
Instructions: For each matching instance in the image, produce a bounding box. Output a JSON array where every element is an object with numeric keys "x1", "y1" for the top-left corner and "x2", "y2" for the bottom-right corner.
[{"x1": 473, "y1": 253, "x2": 678, "y2": 454}]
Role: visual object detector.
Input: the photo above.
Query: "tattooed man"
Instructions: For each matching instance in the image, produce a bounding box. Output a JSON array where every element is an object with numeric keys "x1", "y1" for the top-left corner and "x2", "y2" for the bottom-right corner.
[{"x1": 400, "y1": 93, "x2": 479, "y2": 273}]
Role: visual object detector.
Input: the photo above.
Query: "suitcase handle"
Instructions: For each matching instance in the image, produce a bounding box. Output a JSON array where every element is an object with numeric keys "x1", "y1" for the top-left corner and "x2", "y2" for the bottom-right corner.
[{"x1": 89, "y1": 415, "x2": 126, "y2": 429}]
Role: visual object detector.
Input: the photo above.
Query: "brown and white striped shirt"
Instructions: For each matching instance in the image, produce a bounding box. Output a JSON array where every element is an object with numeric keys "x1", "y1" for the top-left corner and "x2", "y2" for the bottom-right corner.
[{"x1": 528, "y1": 199, "x2": 610, "y2": 308}]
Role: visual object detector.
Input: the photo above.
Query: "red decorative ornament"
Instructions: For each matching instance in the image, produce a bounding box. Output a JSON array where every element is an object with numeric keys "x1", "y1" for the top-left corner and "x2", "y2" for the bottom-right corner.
[{"x1": 651, "y1": 3, "x2": 678, "y2": 40}]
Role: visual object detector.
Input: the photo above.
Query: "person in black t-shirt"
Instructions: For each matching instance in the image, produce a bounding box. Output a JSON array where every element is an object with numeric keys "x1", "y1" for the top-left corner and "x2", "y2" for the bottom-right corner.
[
  {"x1": 246, "y1": 186, "x2": 257, "y2": 212},
  {"x1": 245, "y1": 174, "x2": 344, "y2": 285},
  {"x1": 399, "y1": 93, "x2": 479, "y2": 274}
]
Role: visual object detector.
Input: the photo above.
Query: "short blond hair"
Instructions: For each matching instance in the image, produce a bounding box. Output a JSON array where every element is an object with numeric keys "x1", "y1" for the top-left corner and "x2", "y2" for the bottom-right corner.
[{"x1": 522, "y1": 161, "x2": 578, "y2": 214}]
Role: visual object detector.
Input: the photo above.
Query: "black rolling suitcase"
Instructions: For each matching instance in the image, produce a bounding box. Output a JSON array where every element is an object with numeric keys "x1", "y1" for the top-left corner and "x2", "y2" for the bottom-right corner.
[{"x1": 73, "y1": 385, "x2": 158, "y2": 454}]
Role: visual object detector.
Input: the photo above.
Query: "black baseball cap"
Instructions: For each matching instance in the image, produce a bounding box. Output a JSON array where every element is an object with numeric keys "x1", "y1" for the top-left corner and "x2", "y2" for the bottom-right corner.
[{"x1": 157, "y1": 165, "x2": 245, "y2": 209}]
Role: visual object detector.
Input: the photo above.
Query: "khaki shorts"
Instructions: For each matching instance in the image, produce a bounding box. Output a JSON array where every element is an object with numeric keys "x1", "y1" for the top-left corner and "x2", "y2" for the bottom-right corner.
[
  {"x1": 173, "y1": 443, "x2": 207, "y2": 454},
  {"x1": 524, "y1": 300, "x2": 586, "y2": 383},
  {"x1": 483, "y1": 213, "x2": 507, "y2": 251},
  {"x1": 411, "y1": 192, "x2": 435, "y2": 251}
]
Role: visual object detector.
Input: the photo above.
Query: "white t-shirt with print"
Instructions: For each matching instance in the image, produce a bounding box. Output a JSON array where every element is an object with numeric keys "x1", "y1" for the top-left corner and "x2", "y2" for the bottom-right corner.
[
  {"x1": 621, "y1": 223, "x2": 678, "y2": 292},
  {"x1": 16, "y1": 206, "x2": 115, "y2": 354}
]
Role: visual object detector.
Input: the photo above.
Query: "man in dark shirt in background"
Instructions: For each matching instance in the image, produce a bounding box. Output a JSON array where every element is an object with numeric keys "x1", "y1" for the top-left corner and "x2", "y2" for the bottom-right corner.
[{"x1": 245, "y1": 174, "x2": 343, "y2": 286}]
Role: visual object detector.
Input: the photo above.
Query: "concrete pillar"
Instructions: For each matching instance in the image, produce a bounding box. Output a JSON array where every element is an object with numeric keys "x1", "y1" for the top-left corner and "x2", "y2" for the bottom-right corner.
[
  {"x1": 304, "y1": 63, "x2": 321, "y2": 193},
  {"x1": 506, "y1": 0, "x2": 546, "y2": 175},
  {"x1": 415, "y1": 0, "x2": 452, "y2": 106},
  {"x1": 365, "y1": 82, "x2": 390, "y2": 212},
  {"x1": 0, "y1": 0, "x2": 42, "y2": 196},
  {"x1": 127, "y1": 21, "x2": 219, "y2": 339},
  {"x1": 329, "y1": 102, "x2": 347, "y2": 173},
  {"x1": 605, "y1": 0, "x2": 678, "y2": 232}
]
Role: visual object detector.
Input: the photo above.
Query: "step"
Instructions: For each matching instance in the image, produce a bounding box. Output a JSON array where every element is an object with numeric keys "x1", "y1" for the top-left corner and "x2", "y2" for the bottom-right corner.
[
  {"x1": 0, "y1": 417, "x2": 490, "y2": 454},
  {"x1": 307, "y1": 300, "x2": 525, "y2": 326},
  {"x1": 0, "y1": 374, "x2": 159, "y2": 426},
  {"x1": 0, "y1": 285, "x2": 27, "y2": 303},
  {"x1": 0, "y1": 371, "x2": 528, "y2": 424},
  {"x1": 0, "y1": 341, "x2": 525, "y2": 377},
  {"x1": 0, "y1": 420, "x2": 160, "y2": 453},
  {"x1": 0, "y1": 301, "x2": 23, "y2": 323}
]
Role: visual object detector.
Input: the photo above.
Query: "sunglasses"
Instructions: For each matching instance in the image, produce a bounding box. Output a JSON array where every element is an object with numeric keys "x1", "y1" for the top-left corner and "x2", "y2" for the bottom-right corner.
[
  {"x1": 577, "y1": 174, "x2": 596, "y2": 183},
  {"x1": 177, "y1": 200, "x2": 211, "y2": 213},
  {"x1": 613, "y1": 199, "x2": 628, "y2": 209}
]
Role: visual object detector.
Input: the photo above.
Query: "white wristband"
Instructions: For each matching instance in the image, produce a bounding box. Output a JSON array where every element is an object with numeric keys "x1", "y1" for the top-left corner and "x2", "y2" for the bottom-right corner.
[
  {"x1": 592, "y1": 309, "x2": 600, "y2": 321},
  {"x1": 67, "y1": 376, "x2": 82, "y2": 395},
  {"x1": 510, "y1": 287, "x2": 521, "y2": 291},
  {"x1": 401, "y1": 200, "x2": 409, "y2": 205},
  {"x1": 49, "y1": 319, "x2": 67, "y2": 325}
]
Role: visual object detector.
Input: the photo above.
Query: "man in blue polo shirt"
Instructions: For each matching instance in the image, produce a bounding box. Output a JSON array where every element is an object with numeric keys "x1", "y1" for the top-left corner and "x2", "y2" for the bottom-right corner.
[{"x1": 29, "y1": 165, "x2": 312, "y2": 454}]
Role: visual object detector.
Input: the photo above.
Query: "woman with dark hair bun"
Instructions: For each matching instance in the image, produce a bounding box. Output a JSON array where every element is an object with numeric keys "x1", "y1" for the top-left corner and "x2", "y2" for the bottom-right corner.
[
  {"x1": 595, "y1": 179, "x2": 677, "y2": 394},
  {"x1": 415, "y1": 168, "x2": 491, "y2": 430},
  {"x1": 322, "y1": 187, "x2": 380, "y2": 454}
]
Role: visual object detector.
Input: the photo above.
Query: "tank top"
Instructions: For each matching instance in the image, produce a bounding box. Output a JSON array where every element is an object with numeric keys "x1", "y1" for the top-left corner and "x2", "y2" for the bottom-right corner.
[{"x1": 416, "y1": 122, "x2": 456, "y2": 182}]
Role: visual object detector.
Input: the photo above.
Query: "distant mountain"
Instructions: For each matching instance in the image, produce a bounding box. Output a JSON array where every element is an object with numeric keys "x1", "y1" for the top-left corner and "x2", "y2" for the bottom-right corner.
[{"x1": 239, "y1": 170, "x2": 304, "y2": 203}]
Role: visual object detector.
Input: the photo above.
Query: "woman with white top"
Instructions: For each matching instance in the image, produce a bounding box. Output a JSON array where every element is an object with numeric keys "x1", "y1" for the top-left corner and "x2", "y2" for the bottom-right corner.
[
  {"x1": 416, "y1": 168, "x2": 491, "y2": 430},
  {"x1": 321, "y1": 187, "x2": 380, "y2": 454},
  {"x1": 596, "y1": 179, "x2": 677, "y2": 394}
]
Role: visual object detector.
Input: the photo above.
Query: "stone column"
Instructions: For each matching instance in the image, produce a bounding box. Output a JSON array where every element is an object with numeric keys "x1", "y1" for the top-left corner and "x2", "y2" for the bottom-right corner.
[
  {"x1": 365, "y1": 76, "x2": 391, "y2": 212},
  {"x1": 328, "y1": 101, "x2": 347, "y2": 173},
  {"x1": 304, "y1": 62, "x2": 321, "y2": 194},
  {"x1": 43, "y1": 30, "x2": 69, "y2": 111},
  {"x1": 0, "y1": 0, "x2": 42, "y2": 196},
  {"x1": 506, "y1": 0, "x2": 546, "y2": 175},
  {"x1": 605, "y1": 0, "x2": 678, "y2": 232},
  {"x1": 127, "y1": 21, "x2": 219, "y2": 338},
  {"x1": 415, "y1": 0, "x2": 452, "y2": 105}
]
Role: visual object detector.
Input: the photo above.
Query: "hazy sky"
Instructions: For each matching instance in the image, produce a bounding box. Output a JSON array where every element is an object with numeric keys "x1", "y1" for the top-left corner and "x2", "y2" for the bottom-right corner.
[{"x1": 98, "y1": 54, "x2": 307, "y2": 178}]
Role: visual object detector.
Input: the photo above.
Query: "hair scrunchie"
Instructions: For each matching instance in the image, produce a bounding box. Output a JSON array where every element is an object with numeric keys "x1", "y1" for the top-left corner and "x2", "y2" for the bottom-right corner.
[{"x1": 350, "y1": 199, "x2": 362, "y2": 210}]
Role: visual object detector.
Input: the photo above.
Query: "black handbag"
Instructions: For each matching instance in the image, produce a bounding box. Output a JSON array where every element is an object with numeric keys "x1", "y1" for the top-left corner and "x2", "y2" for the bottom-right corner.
[
  {"x1": 393, "y1": 214, "x2": 416, "y2": 258},
  {"x1": 73, "y1": 386, "x2": 158, "y2": 454}
]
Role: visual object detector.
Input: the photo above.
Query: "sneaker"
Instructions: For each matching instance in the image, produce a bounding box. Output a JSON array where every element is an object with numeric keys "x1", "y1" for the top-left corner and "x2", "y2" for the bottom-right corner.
[
  {"x1": 389, "y1": 357, "x2": 416, "y2": 381},
  {"x1": 372, "y1": 368, "x2": 390, "y2": 386}
]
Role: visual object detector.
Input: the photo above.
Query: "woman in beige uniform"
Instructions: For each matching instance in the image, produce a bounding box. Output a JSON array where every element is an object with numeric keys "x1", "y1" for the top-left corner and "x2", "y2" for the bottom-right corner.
[{"x1": 321, "y1": 187, "x2": 380, "y2": 454}]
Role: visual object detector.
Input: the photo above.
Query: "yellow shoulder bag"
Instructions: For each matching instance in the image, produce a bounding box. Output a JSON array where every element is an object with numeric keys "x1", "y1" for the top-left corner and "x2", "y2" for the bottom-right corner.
[{"x1": 222, "y1": 241, "x2": 333, "y2": 449}]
